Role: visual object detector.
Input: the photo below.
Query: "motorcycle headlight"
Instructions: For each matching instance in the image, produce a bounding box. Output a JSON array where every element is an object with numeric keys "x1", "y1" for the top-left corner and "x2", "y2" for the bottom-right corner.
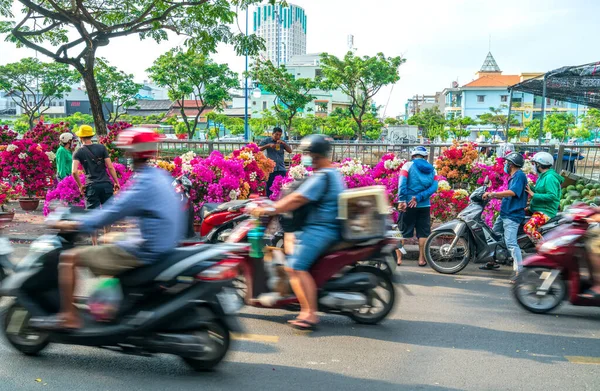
[{"x1": 538, "y1": 235, "x2": 579, "y2": 254}]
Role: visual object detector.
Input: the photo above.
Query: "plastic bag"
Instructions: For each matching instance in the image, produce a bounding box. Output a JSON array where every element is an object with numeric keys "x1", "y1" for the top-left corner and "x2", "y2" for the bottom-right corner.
[{"x1": 88, "y1": 278, "x2": 123, "y2": 322}]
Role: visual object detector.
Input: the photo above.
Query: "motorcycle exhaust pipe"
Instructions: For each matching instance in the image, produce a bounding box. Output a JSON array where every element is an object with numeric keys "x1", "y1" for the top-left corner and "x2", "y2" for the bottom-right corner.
[{"x1": 131, "y1": 333, "x2": 208, "y2": 358}]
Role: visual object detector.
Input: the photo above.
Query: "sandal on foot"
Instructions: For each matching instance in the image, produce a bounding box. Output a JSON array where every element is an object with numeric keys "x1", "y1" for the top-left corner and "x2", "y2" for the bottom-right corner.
[
  {"x1": 479, "y1": 263, "x2": 500, "y2": 270},
  {"x1": 29, "y1": 315, "x2": 79, "y2": 332},
  {"x1": 290, "y1": 320, "x2": 318, "y2": 331},
  {"x1": 418, "y1": 261, "x2": 427, "y2": 267},
  {"x1": 581, "y1": 289, "x2": 600, "y2": 300}
]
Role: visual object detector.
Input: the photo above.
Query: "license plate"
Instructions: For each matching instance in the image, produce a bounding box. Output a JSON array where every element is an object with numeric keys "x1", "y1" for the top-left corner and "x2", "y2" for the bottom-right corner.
[
  {"x1": 0, "y1": 237, "x2": 13, "y2": 255},
  {"x1": 217, "y1": 289, "x2": 242, "y2": 315}
]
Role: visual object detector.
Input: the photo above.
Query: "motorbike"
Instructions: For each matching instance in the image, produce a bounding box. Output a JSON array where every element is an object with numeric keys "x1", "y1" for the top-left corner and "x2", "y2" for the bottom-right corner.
[
  {"x1": 0, "y1": 207, "x2": 244, "y2": 371},
  {"x1": 221, "y1": 198, "x2": 398, "y2": 325},
  {"x1": 513, "y1": 204, "x2": 600, "y2": 313},
  {"x1": 173, "y1": 174, "x2": 251, "y2": 244},
  {"x1": 424, "y1": 182, "x2": 561, "y2": 274},
  {"x1": 0, "y1": 236, "x2": 13, "y2": 284}
]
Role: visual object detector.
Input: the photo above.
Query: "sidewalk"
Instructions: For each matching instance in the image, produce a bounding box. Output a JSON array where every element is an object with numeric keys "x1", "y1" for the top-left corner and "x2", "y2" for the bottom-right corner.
[{"x1": 3, "y1": 202, "x2": 133, "y2": 244}]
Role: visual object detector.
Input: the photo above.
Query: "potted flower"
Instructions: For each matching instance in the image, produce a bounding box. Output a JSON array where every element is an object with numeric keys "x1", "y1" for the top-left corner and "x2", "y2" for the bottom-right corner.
[
  {"x1": 0, "y1": 181, "x2": 20, "y2": 221},
  {"x1": 0, "y1": 139, "x2": 55, "y2": 211},
  {"x1": 175, "y1": 123, "x2": 188, "y2": 140}
]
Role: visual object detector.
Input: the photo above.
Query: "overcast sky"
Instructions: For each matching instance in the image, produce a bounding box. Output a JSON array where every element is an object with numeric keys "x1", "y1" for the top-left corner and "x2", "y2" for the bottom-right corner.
[{"x1": 1, "y1": 0, "x2": 598, "y2": 117}]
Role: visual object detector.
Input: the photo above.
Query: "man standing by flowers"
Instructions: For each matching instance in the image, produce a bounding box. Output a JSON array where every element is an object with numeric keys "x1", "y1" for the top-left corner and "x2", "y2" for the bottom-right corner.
[
  {"x1": 397, "y1": 146, "x2": 438, "y2": 267},
  {"x1": 72, "y1": 125, "x2": 120, "y2": 245},
  {"x1": 260, "y1": 127, "x2": 292, "y2": 197},
  {"x1": 482, "y1": 152, "x2": 528, "y2": 277}
]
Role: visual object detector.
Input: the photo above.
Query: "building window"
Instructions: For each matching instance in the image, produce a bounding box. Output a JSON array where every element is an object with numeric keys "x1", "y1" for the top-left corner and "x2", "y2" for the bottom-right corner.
[
  {"x1": 262, "y1": 101, "x2": 267, "y2": 110},
  {"x1": 477, "y1": 95, "x2": 485, "y2": 103},
  {"x1": 500, "y1": 95, "x2": 508, "y2": 102},
  {"x1": 315, "y1": 68, "x2": 323, "y2": 78}
]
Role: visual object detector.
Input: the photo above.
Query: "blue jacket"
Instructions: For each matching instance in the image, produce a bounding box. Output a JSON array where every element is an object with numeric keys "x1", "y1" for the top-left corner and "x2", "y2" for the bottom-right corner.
[{"x1": 398, "y1": 158, "x2": 438, "y2": 208}]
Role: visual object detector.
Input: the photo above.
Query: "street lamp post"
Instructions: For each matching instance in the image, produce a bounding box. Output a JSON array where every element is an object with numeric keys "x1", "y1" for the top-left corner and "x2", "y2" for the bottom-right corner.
[{"x1": 244, "y1": 6, "x2": 250, "y2": 142}]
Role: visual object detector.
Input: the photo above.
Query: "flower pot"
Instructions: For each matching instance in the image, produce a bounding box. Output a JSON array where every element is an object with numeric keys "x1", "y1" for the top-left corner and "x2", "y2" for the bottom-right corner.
[
  {"x1": 18, "y1": 198, "x2": 40, "y2": 212},
  {"x1": 0, "y1": 210, "x2": 15, "y2": 222},
  {"x1": 176, "y1": 134, "x2": 187, "y2": 140}
]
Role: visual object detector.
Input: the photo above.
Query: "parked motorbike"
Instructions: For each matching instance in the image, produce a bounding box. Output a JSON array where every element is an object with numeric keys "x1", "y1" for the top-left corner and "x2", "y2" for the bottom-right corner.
[
  {"x1": 424, "y1": 182, "x2": 561, "y2": 274},
  {"x1": 0, "y1": 207, "x2": 244, "y2": 371},
  {"x1": 513, "y1": 204, "x2": 600, "y2": 313},
  {"x1": 221, "y1": 198, "x2": 398, "y2": 325}
]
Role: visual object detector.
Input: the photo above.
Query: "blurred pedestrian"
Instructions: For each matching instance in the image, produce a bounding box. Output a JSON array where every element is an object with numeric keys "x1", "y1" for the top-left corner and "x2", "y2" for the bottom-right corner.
[
  {"x1": 397, "y1": 146, "x2": 438, "y2": 267},
  {"x1": 260, "y1": 127, "x2": 292, "y2": 197}
]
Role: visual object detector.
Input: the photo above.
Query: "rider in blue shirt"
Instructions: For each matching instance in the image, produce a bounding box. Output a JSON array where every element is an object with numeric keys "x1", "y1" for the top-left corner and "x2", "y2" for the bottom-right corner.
[
  {"x1": 253, "y1": 135, "x2": 344, "y2": 331},
  {"x1": 34, "y1": 128, "x2": 183, "y2": 330},
  {"x1": 482, "y1": 152, "x2": 528, "y2": 276}
]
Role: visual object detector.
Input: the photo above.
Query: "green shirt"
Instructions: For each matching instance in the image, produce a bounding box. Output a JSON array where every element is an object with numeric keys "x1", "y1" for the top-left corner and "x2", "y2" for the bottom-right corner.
[
  {"x1": 530, "y1": 169, "x2": 564, "y2": 218},
  {"x1": 56, "y1": 145, "x2": 73, "y2": 180}
]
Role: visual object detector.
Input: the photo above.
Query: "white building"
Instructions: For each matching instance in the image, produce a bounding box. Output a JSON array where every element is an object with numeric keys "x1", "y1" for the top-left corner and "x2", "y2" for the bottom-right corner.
[{"x1": 253, "y1": 3, "x2": 307, "y2": 65}]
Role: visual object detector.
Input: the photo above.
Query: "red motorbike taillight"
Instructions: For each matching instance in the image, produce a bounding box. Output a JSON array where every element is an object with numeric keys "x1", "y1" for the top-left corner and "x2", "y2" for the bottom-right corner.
[{"x1": 196, "y1": 259, "x2": 240, "y2": 281}]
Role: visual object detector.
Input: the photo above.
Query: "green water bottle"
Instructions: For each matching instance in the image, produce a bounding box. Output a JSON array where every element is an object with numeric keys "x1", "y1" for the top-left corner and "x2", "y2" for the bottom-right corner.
[{"x1": 248, "y1": 225, "x2": 265, "y2": 258}]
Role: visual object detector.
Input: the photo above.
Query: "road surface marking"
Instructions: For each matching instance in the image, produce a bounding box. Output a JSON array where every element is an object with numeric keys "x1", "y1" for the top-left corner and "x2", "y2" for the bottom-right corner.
[
  {"x1": 565, "y1": 356, "x2": 600, "y2": 365},
  {"x1": 232, "y1": 333, "x2": 279, "y2": 343}
]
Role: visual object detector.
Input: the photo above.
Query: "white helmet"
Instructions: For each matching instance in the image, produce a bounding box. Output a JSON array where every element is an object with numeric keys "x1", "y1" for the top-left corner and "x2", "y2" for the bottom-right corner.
[
  {"x1": 410, "y1": 146, "x2": 429, "y2": 158},
  {"x1": 59, "y1": 132, "x2": 74, "y2": 144},
  {"x1": 532, "y1": 152, "x2": 554, "y2": 167}
]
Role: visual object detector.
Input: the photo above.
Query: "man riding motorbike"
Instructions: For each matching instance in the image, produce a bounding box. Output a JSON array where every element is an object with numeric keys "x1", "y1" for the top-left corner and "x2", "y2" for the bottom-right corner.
[
  {"x1": 482, "y1": 152, "x2": 528, "y2": 276},
  {"x1": 584, "y1": 212, "x2": 600, "y2": 299},
  {"x1": 524, "y1": 152, "x2": 563, "y2": 243},
  {"x1": 32, "y1": 128, "x2": 183, "y2": 330},
  {"x1": 252, "y1": 134, "x2": 345, "y2": 331}
]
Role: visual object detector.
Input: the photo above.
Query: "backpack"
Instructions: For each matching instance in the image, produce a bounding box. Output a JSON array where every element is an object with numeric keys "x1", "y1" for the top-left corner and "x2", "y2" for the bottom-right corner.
[{"x1": 280, "y1": 170, "x2": 331, "y2": 233}]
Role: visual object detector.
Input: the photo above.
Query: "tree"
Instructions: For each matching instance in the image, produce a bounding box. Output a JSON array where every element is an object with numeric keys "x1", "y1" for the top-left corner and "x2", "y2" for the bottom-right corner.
[
  {"x1": 0, "y1": 57, "x2": 80, "y2": 128},
  {"x1": 0, "y1": 0, "x2": 269, "y2": 135},
  {"x1": 95, "y1": 58, "x2": 141, "y2": 123},
  {"x1": 407, "y1": 107, "x2": 446, "y2": 138},
  {"x1": 545, "y1": 111, "x2": 577, "y2": 141},
  {"x1": 362, "y1": 113, "x2": 384, "y2": 140},
  {"x1": 249, "y1": 109, "x2": 278, "y2": 139},
  {"x1": 320, "y1": 51, "x2": 404, "y2": 140},
  {"x1": 526, "y1": 119, "x2": 541, "y2": 140},
  {"x1": 581, "y1": 108, "x2": 600, "y2": 140},
  {"x1": 477, "y1": 106, "x2": 518, "y2": 139},
  {"x1": 148, "y1": 48, "x2": 238, "y2": 139},
  {"x1": 250, "y1": 59, "x2": 317, "y2": 135},
  {"x1": 225, "y1": 117, "x2": 245, "y2": 136},
  {"x1": 206, "y1": 111, "x2": 229, "y2": 140},
  {"x1": 384, "y1": 117, "x2": 403, "y2": 126},
  {"x1": 447, "y1": 116, "x2": 475, "y2": 139}
]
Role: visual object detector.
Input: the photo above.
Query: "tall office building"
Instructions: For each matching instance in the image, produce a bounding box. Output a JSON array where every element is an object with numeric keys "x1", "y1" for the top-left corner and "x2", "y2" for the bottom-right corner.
[{"x1": 253, "y1": 3, "x2": 307, "y2": 65}]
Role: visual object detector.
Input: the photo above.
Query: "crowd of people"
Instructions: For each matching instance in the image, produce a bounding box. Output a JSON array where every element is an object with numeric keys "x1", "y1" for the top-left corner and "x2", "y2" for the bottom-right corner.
[{"x1": 30, "y1": 125, "x2": 600, "y2": 331}]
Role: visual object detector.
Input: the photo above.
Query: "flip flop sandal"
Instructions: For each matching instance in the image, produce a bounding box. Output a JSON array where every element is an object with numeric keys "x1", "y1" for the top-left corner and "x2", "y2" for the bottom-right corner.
[
  {"x1": 290, "y1": 320, "x2": 318, "y2": 331},
  {"x1": 479, "y1": 263, "x2": 500, "y2": 270},
  {"x1": 418, "y1": 262, "x2": 427, "y2": 267},
  {"x1": 29, "y1": 315, "x2": 78, "y2": 332}
]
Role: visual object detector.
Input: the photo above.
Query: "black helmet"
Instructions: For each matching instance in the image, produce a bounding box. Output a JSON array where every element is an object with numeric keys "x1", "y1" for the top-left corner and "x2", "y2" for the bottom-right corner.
[
  {"x1": 299, "y1": 134, "x2": 332, "y2": 156},
  {"x1": 504, "y1": 152, "x2": 524, "y2": 168}
]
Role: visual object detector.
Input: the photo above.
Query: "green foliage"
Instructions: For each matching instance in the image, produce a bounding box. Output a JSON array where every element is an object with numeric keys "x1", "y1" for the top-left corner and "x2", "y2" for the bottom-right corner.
[
  {"x1": 407, "y1": 107, "x2": 446, "y2": 138},
  {"x1": 0, "y1": 0, "x2": 273, "y2": 135},
  {"x1": 545, "y1": 111, "x2": 577, "y2": 141},
  {"x1": 320, "y1": 51, "x2": 404, "y2": 139},
  {"x1": 225, "y1": 117, "x2": 245, "y2": 136},
  {"x1": 250, "y1": 59, "x2": 317, "y2": 134},
  {"x1": 118, "y1": 113, "x2": 166, "y2": 125},
  {"x1": 174, "y1": 123, "x2": 187, "y2": 136},
  {"x1": 249, "y1": 109, "x2": 278, "y2": 139},
  {"x1": 13, "y1": 120, "x2": 29, "y2": 134},
  {"x1": 384, "y1": 117, "x2": 403, "y2": 126},
  {"x1": 148, "y1": 48, "x2": 238, "y2": 138},
  {"x1": 0, "y1": 57, "x2": 80, "y2": 128},
  {"x1": 526, "y1": 119, "x2": 541, "y2": 140},
  {"x1": 581, "y1": 108, "x2": 600, "y2": 139},
  {"x1": 447, "y1": 116, "x2": 475, "y2": 139},
  {"x1": 95, "y1": 58, "x2": 142, "y2": 123}
]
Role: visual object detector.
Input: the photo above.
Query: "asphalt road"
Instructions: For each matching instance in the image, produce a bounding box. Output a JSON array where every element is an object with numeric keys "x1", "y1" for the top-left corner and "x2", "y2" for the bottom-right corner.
[{"x1": 1, "y1": 244, "x2": 599, "y2": 391}]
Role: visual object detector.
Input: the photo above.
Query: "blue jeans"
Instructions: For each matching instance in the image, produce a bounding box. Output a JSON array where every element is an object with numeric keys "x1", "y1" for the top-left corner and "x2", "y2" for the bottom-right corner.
[
  {"x1": 493, "y1": 216, "x2": 523, "y2": 272},
  {"x1": 287, "y1": 227, "x2": 339, "y2": 271}
]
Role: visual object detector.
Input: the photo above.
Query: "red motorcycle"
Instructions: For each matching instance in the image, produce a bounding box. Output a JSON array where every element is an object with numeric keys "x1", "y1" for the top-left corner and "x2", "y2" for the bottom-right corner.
[
  {"x1": 223, "y1": 199, "x2": 398, "y2": 325},
  {"x1": 513, "y1": 204, "x2": 600, "y2": 313}
]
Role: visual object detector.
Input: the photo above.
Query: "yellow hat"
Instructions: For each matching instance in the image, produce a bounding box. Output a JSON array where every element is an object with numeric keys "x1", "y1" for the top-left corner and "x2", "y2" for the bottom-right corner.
[{"x1": 76, "y1": 125, "x2": 95, "y2": 138}]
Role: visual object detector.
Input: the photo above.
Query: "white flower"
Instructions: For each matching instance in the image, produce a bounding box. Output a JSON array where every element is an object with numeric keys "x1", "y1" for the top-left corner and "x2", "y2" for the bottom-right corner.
[
  {"x1": 289, "y1": 165, "x2": 308, "y2": 180},
  {"x1": 384, "y1": 158, "x2": 403, "y2": 171},
  {"x1": 522, "y1": 160, "x2": 535, "y2": 175},
  {"x1": 438, "y1": 180, "x2": 451, "y2": 191},
  {"x1": 339, "y1": 159, "x2": 367, "y2": 176},
  {"x1": 454, "y1": 189, "x2": 469, "y2": 198},
  {"x1": 6, "y1": 144, "x2": 17, "y2": 152},
  {"x1": 45, "y1": 151, "x2": 56, "y2": 161},
  {"x1": 18, "y1": 152, "x2": 27, "y2": 159},
  {"x1": 229, "y1": 189, "x2": 240, "y2": 200},
  {"x1": 180, "y1": 151, "x2": 196, "y2": 163},
  {"x1": 181, "y1": 163, "x2": 193, "y2": 174},
  {"x1": 249, "y1": 172, "x2": 257, "y2": 181}
]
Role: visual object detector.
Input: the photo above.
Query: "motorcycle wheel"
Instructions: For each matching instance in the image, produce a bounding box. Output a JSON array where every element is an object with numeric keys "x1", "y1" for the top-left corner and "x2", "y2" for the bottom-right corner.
[
  {"x1": 425, "y1": 230, "x2": 471, "y2": 274},
  {"x1": 348, "y1": 267, "x2": 395, "y2": 325},
  {"x1": 182, "y1": 319, "x2": 231, "y2": 372},
  {"x1": 512, "y1": 267, "x2": 566, "y2": 314},
  {"x1": 2, "y1": 301, "x2": 50, "y2": 356}
]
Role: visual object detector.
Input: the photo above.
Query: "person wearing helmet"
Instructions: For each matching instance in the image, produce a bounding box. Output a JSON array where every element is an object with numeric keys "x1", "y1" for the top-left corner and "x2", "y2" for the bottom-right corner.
[
  {"x1": 259, "y1": 127, "x2": 292, "y2": 197},
  {"x1": 482, "y1": 152, "x2": 528, "y2": 275},
  {"x1": 56, "y1": 132, "x2": 75, "y2": 180},
  {"x1": 523, "y1": 152, "x2": 563, "y2": 243},
  {"x1": 72, "y1": 125, "x2": 121, "y2": 245},
  {"x1": 33, "y1": 128, "x2": 183, "y2": 330},
  {"x1": 253, "y1": 134, "x2": 345, "y2": 331},
  {"x1": 397, "y1": 146, "x2": 438, "y2": 267}
]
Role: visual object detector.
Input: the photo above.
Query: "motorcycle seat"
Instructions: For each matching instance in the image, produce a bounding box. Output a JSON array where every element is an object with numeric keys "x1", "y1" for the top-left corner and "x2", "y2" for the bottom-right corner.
[
  {"x1": 118, "y1": 246, "x2": 211, "y2": 287},
  {"x1": 201, "y1": 200, "x2": 249, "y2": 219}
]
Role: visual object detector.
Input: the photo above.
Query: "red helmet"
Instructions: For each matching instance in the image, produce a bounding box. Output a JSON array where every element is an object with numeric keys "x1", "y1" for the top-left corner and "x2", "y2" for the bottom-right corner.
[{"x1": 115, "y1": 127, "x2": 162, "y2": 159}]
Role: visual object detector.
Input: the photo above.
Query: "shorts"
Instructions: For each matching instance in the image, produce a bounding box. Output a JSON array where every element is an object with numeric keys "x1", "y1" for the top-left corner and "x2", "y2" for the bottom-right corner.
[
  {"x1": 287, "y1": 229, "x2": 338, "y2": 271},
  {"x1": 86, "y1": 182, "x2": 114, "y2": 209},
  {"x1": 399, "y1": 207, "x2": 431, "y2": 239},
  {"x1": 76, "y1": 244, "x2": 142, "y2": 276}
]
